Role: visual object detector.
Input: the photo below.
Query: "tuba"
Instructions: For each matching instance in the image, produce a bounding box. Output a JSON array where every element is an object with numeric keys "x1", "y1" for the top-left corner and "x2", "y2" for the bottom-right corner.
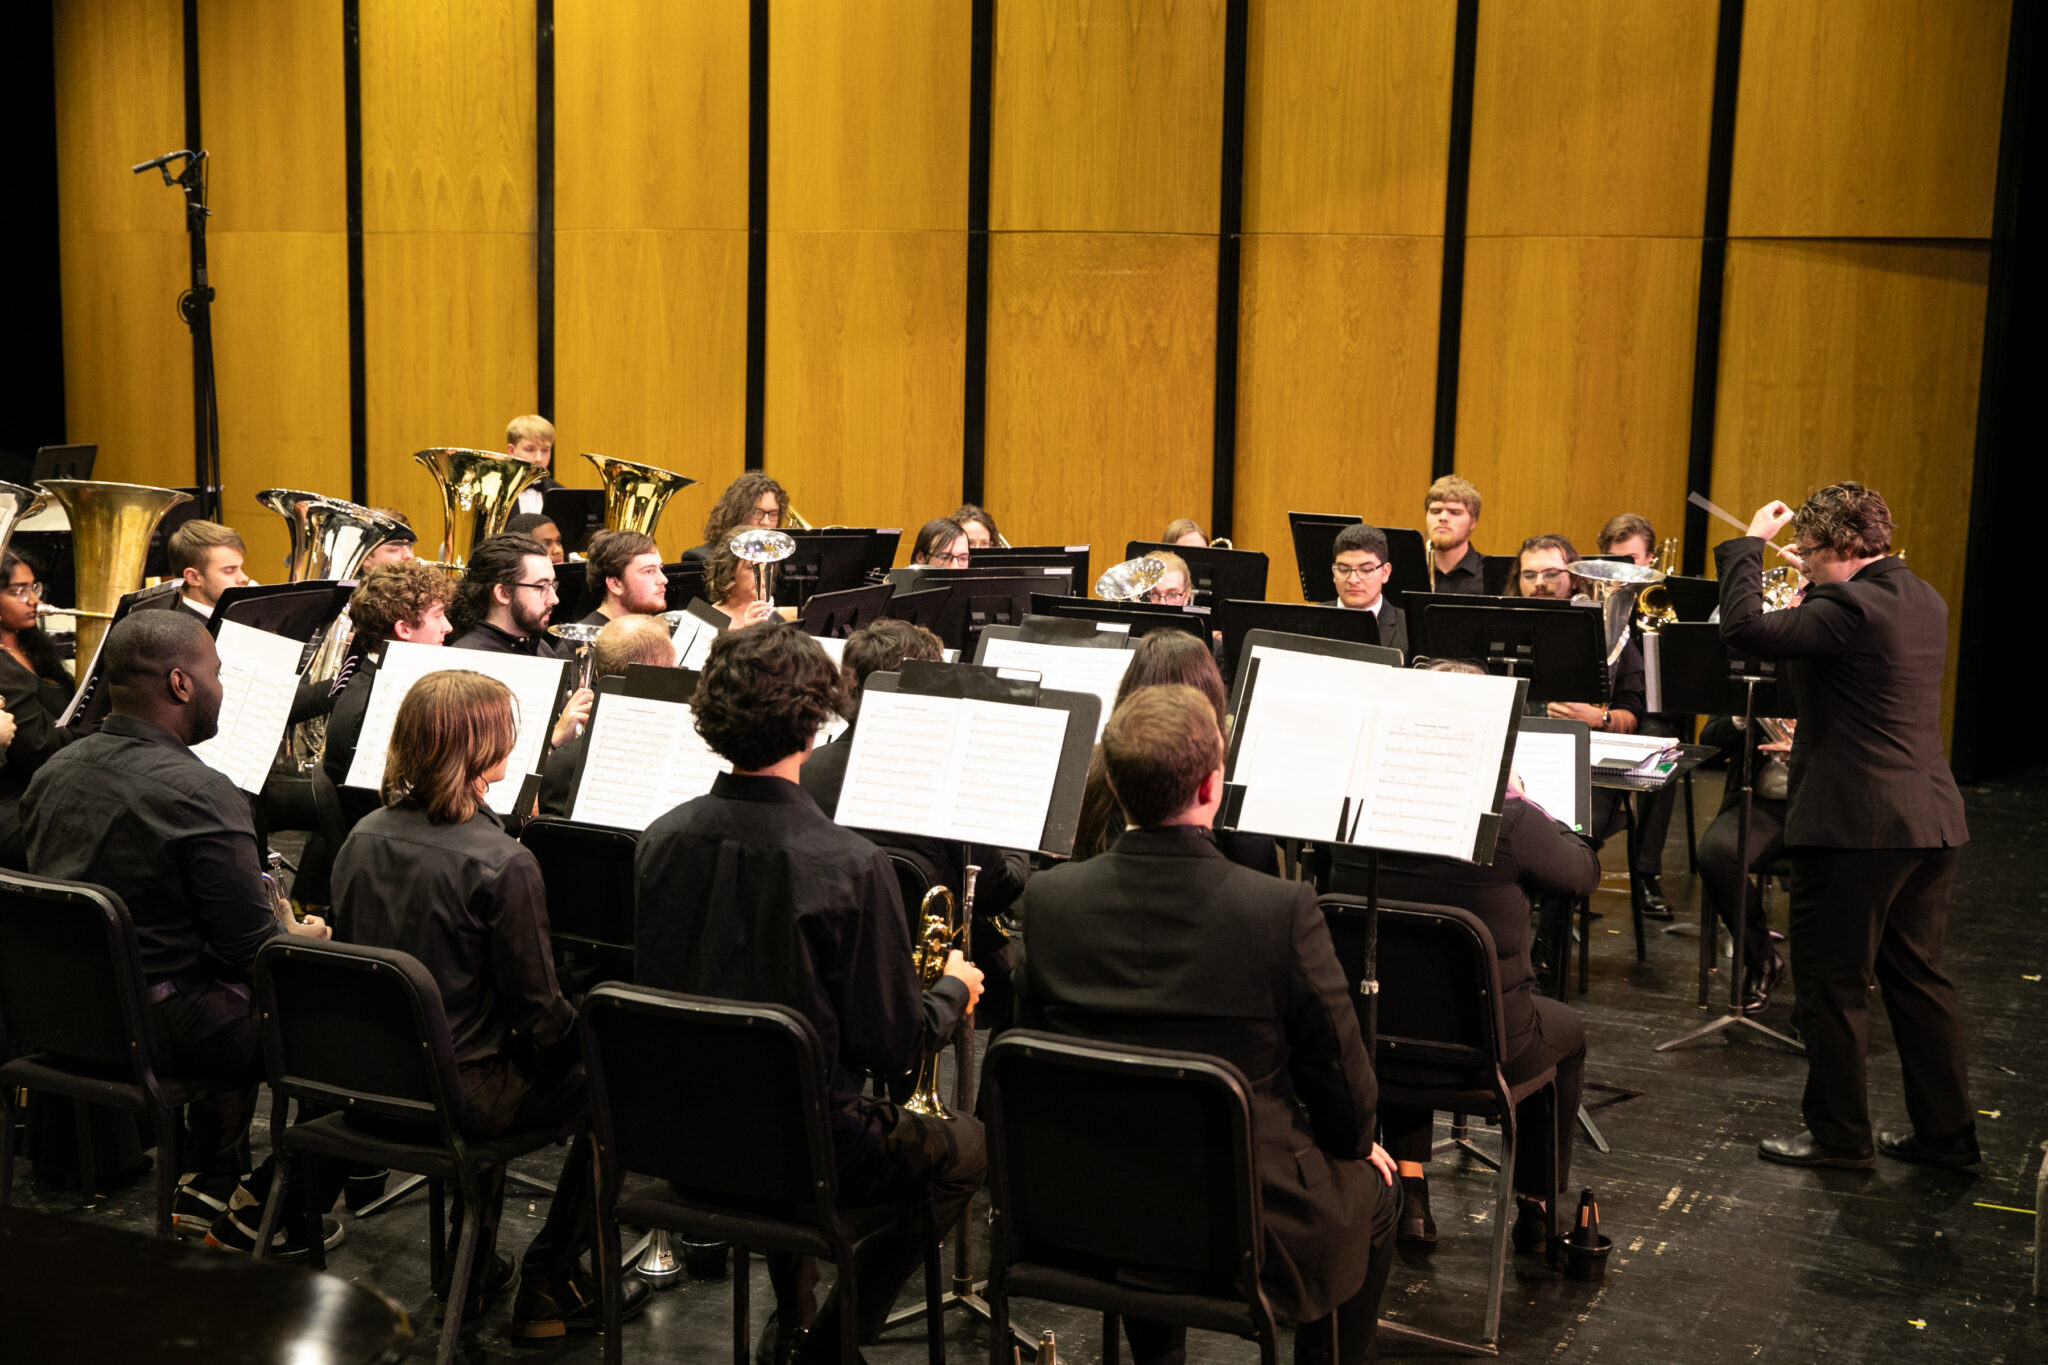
[
  {"x1": 581, "y1": 454, "x2": 698, "y2": 538},
  {"x1": 905, "y1": 866, "x2": 976, "y2": 1120},
  {"x1": 258, "y1": 490, "x2": 413, "y2": 582},
  {"x1": 34, "y1": 480, "x2": 194, "y2": 665},
  {"x1": 1095, "y1": 556, "x2": 1165, "y2": 602},
  {"x1": 413, "y1": 448, "x2": 548, "y2": 567},
  {"x1": 0, "y1": 480, "x2": 42, "y2": 561},
  {"x1": 1568, "y1": 557, "x2": 1665, "y2": 668},
  {"x1": 254, "y1": 488, "x2": 326, "y2": 581}
]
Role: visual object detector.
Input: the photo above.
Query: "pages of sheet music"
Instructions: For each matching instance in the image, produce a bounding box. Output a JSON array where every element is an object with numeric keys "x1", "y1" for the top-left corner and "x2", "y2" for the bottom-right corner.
[
  {"x1": 190, "y1": 619, "x2": 308, "y2": 793},
  {"x1": 342, "y1": 641, "x2": 566, "y2": 814},
  {"x1": 811, "y1": 635, "x2": 847, "y2": 665},
  {"x1": 1512, "y1": 729, "x2": 1584, "y2": 832},
  {"x1": 833, "y1": 689, "x2": 1068, "y2": 851},
  {"x1": 977, "y1": 636, "x2": 1133, "y2": 740},
  {"x1": 1231, "y1": 650, "x2": 1519, "y2": 858},
  {"x1": 569, "y1": 693, "x2": 731, "y2": 830}
]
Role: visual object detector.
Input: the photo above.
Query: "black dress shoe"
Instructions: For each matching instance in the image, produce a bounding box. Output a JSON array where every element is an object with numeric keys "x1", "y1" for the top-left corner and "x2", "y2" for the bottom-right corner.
[
  {"x1": 1510, "y1": 1194, "x2": 1555, "y2": 1254},
  {"x1": 1635, "y1": 874, "x2": 1674, "y2": 921},
  {"x1": 1757, "y1": 1131, "x2": 1873, "y2": 1169},
  {"x1": 1397, "y1": 1175, "x2": 1437, "y2": 1247},
  {"x1": 1742, "y1": 953, "x2": 1787, "y2": 1014},
  {"x1": 1878, "y1": 1129, "x2": 1981, "y2": 1169},
  {"x1": 683, "y1": 1240, "x2": 730, "y2": 1280}
]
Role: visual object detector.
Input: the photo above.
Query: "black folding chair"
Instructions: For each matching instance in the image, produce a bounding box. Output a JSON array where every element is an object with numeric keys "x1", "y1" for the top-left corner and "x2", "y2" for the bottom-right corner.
[
  {"x1": 520, "y1": 817, "x2": 640, "y2": 965},
  {"x1": 250, "y1": 938, "x2": 587, "y2": 1365},
  {"x1": 1324, "y1": 897, "x2": 1559, "y2": 1356},
  {"x1": 580, "y1": 984, "x2": 947, "y2": 1365},
  {"x1": 982, "y1": 1030, "x2": 1291, "y2": 1365},
  {"x1": 0, "y1": 872, "x2": 242, "y2": 1239}
]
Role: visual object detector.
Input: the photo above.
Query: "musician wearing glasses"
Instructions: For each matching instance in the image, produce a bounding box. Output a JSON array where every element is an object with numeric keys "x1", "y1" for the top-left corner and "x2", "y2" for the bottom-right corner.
[
  {"x1": 636, "y1": 625, "x2": 986, "y2": 1365},
  {"x1": 910, "y1": 516, "x2": 971, "y2": 568},
  {"x1": 0, "y1": 548, "x2": 86, "y2": 867},
  {"x1": 447, "y1": 532, "x2": 568, "y2": 657},
  {"x1": 1721, "y1": 484, "x2": 1974, "y2": 1172},
  {"x1": 681, "y1": 472, "x2": 790, "y2": 566},
  {"x1": 576, "y1": 529, "x2": 667, "y2": 625},
  {"x1": 1424, "y1": 475, "x2": 1487, "y2": 594},
  {"x1": 1318, "y1": 522, "x2": 1407, "y2": 656},
  {"x1": 1510, "y1": 534, "x2": 1644, "y2": 736},
  {"x1": 702, "y1": 540, "x2": 779, "y2": 628},
  {"x1": 1145, "y1": 549, "x2": 1194, "y2": 607}
]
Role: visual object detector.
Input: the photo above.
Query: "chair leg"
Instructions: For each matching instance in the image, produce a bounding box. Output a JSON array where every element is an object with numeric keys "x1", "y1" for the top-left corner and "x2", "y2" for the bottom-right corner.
[
  {"x1": 922, "y1": 1201, "x2": 946, "y2": 1365},
  {"x1": 253, "y1": 1147, "x2": 290, "y2": 1260},
  {"x1": 304, "y1": 1155, "x2": 326, "y2": 1271},
  {"x1": 427, "y1": 1177, "x2": 446, "y2": 1288},
  {"x1": 1683, "y1": 770, "x2": 1699, "y2": 873},
  {"x1": 837, "y1": 1249, "x2": 859, "y2": 1365},
  {"x1": 0, "y1": 1087, "x2": 19, "y2": 1211},
  {"x1": 1483, "y1": 1127, "x2": 1514, "y2": 1352},
  {"x1": 73, "y1": 1099, "x2": 98, "y2": 1202},
  {"x1": 153, "y1": 1107, "x2": 179, "y2": 1240},
  {"x1": 439, "y1": 1200, "x2": 483, "y2": 1365},
  {"x1": 731, "y1": 1245, "x2": 749, "y2": 1365},
  {"x1": 1102, "y1": 1309, "x2": 1120, "y2": 1365},
  {"x1": 985, "y1": 1274, "x2": 1010, "y2": 1365}
]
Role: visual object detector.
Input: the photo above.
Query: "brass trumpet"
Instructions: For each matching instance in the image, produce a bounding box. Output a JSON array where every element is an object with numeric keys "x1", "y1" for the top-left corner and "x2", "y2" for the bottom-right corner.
[{"x1": 905, "y1": 865, "x2": 977, "y2": 1120}]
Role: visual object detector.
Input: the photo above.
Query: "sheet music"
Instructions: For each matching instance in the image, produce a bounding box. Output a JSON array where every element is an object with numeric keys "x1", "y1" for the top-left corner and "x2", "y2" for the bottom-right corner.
[
  {"x1": 1513, "y1": 729, "x2": 1584, "y2": 831},
  {"x1": 570, "y1": 693, "x2": 730, "y2": 830},
  {"x1": 834, "y1": 690, "x2": 1067, "y2": 851},
  {"x1": 977, "y1": 636, "x2": 1133, "y2": 739},
  {"x1": 190, "y1": 620, "x2": 307, "y2": 793},
  {"x1": 668, "y1": 600, "x2": 727, "y2": 671},
  {"x1": 342, "y1": 641, "x2": 567, "y2": 815},
  {"x1": 811, "y1": 635, "x2": 847, "y2": 665}
]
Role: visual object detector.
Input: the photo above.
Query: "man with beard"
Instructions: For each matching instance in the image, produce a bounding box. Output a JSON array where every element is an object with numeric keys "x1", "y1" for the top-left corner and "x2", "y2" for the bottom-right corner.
[
  {"x1": 575, "y1": 530, "x2": 668, "y2": 627},
  {"x1": 447, "y1": 532, "x2": 565, "y2": 657},
  {"x1": 1424, "y1": 475, "x2": 1487, "y2": 594}
]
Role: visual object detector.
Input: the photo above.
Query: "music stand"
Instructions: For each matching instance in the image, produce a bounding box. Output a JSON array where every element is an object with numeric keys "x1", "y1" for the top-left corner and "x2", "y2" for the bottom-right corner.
[
  {"x1": 1286, "y1": 511, "x2": 1361, "y2": 602},
  {"x1": 1659, "y1": 574, "x2": 1720, "y2": 622},
  {"x1": 797, "y1": 581, "x2": 896, "y2": 638},
  {"x1": 1216, "y1": 599, "x2": 1383, "y2": 686},
  {"x1": 1419, "y1": 601, "x2": 1607, "y2": 703},
  {"x1": 968, "y1": 545, "x2": 1091, "y2": 591},
  {"x1": 553, "y1": 561, "x2": 596, "y2": 619},
  {"x1": 1480, "y1": 554, "x2": 1519, "y2": 595},
  {"x1": 211, "y1": 581, "x2": 353, "y2": 645},
  {"x1": 1123, "y1": 540, "x2": 1269, "y2": 606},
  {"x1": 880, "y1": 585, "x2": 946, "y2": 635},
  {"x1": 782, "y1": 531, "x2": 886, "y2": 607},
  {"x1": 661, "y1": 562, "x2": 702, "y2": 613},
  {"x1": 539, "y1": 488, "x2": 605, "y2": 555},
  {"x1": 933, "y1": 575, "x2": 1057, "y2": 654},
  {"x1": 59, "y1": 581, "x2": 187, "y2": 729},
  {"x1": 32, "y1": 444, "x2": 97, "y2": 482},
  {"x1": 1027, "y1": 593, "x2": 1209, "y2": 642},
  {"x1": 1379, "y1": 527, "x2": 1432, "y2": 601},
  {"x1": 1223, "y1": 628, "x2": 1400, "y2": 720}
]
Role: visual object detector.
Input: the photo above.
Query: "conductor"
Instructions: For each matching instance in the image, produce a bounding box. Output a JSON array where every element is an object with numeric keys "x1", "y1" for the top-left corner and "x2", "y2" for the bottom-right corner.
[{"x1": 1718, "y1": 484, "x2": 1974, "y2": 1170}]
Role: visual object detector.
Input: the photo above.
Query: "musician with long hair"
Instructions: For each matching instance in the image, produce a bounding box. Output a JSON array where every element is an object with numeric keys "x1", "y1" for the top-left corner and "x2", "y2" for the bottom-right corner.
[
  {"x1": 447, "y1": 532, "x2": 563, "y2": 656},
  {"x1": 910, "y1": 517, "x2": 970, "y2": 568},
  {"x1": 952, "y1": 503, "x2": 1002, "y2": 550},
  {"x1": 702, "y1": 540, "x2": 779, "y2": 628},
  {"x1": 0, "y1": 547, "x2": 85, "y2": 866},
  {"x1": 682, "y1": 471, "x2": 790, "y2": 566}
]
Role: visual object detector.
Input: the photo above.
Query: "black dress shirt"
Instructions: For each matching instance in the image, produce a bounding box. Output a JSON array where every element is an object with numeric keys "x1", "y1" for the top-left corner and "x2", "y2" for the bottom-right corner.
[
  {"x1": 450, "y1": 620, "x2": 556, "y2": 658},
  {"x1": 322, "y1": 652, "x2": 384, "y2": 829},
  {"x1": 635, "y1": 772, "x2": 968, "y2": 1152},
  {"x1": 1431, "y1": 545, "x2": 1487, "y2": 595},
  {"x1": 0, "y1": 653, "x2": 84, "y2": 866},
  {"x1": 332, "y1": 800, "x2": 574, "y2": 1068},
  {"x1": 22, "y1": 714, "x2": 280, "y2": 983}
]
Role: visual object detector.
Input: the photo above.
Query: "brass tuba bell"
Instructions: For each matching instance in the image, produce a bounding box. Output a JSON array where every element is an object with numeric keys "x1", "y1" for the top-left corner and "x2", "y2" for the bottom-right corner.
[
  {"x1": 581, "y1": 454, "x2": 699, "y2": 538},
  {"x1": 35, "y1": 480, "x2": 195, "y2": 665},
  {"x1": 257, "y1": 490, "x2": 412, "y2": 582},
  {"x1": 413, "y1": 448, "x2": 548, "y2": 567}
]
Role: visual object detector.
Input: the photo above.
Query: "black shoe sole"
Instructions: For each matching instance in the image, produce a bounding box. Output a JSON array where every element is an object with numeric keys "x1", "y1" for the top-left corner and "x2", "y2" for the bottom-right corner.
[{"x1": 1758, "y1": 1145, "x2": 1873, "y2": 1170}]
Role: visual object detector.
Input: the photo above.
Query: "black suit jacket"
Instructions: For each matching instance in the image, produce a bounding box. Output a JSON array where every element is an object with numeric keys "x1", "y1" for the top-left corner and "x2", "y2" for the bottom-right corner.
[
  {"x1": 1014, "y1": 826, "x2": 1383, "y2": 1322},
  {"x1": 1314, "y1": 598, "x2": 1407, "y2": 658},
  {"x1": 1715, "y1": 537, "x2": 1967, "y2": 849}
]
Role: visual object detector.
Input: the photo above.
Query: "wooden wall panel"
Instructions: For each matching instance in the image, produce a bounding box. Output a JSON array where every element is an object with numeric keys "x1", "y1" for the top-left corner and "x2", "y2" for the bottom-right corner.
[
  {"x1": 1467, "y1": 0, "x2": 1718, "y2": 237},
  {"x1": 197, "y1": 0, "x2": 346, "y2": 232},
  {"x1": 556, "y1": 0, "x2": 748, "y2": 232},
  {"x1": 985, "y1": 233, "x2": 1217, "y2": 585},
  {"x1": 553, "y1": 230, "x2": 749, "y2": 561},
  {"x1": 770, "y1": 0, "x2": 969, "y2": 231},
  {"x1": 362, "y1": 233, "x2": 538, "y2": 539},
  {"x1": 764, "y1": 233, "x2": 965, "y2": 538},
  {"x1": 54, "y1": 0, "x2": 190, "y2": 486},
  {"x1": 991, "y1": 0, "x2": 1226, "y2": 233},
  {"x1": 1710, "y1": 240, "x2": 1989, "y2": 734},
  {"x1": 360, "y1": 0, "x2": 534, "y2": 235},
  {"x1": 1730, "y1": 0, "x2": 2008, "y2": 238},
  {"x1": 1454, "y1": 237, "x2": 1699, "y2": 560},
  {"x1": 1234, "y1": 234, "x2": 1441, "y2": 599},
  {"x1": 1243, "y1": 0, "x2": 1456, "y2": 236}
]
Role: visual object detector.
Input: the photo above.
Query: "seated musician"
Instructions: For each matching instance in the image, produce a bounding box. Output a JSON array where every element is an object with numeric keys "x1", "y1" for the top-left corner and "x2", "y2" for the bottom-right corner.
[
  {"x1": 910, "y1": 517, "x2": 970, "y2": 568},
  {"x1": 1163, "y1": 516, "x2": 1209, "y2": 548},
  {"x1": 505, "y1": 413, "x2": 564, "y2": 516},
  {"x1": 1144, "y1": 549, "x2": 1193, "y2": 606},
  {"x1": 167, "y1": 519, "x2": 254, "y2": 618},
  {"x1": 576, "y1": 529, "x2": 666, "y2": 625},
  {"x1": 331, "y1": 669, "x2": 651, "y2": 1337},
  {"x1": 447, "y1": 532, "x2": 569, "y2": 658},
  {"x1": 702, "y1": 541, "x2": 779, "y2": 628},
  {"x1": 504, "y1": 511, "x2": 565, "y2": 565},
  {"x1": 1014, "y1": 685, "x2": 1399, "y2": 1365},
  {"x1": 681, "y1": 472, "x2": 790, "y2": 566},
  {"x1": 361, "y1": 509, "x2": 419, "y2": 567},
  {"x1": 539, "y1": 614, "x2": 677, "y2": 817},
  {"x1": 1594, "y1": 511, "x2": 1687, "y2": 916},
  {"x1": 319, "y1": 561, "x2": 457, "y2": 825},
  {"x1": 1424, "y1": 475, "x2": 1487, "y2": 594},
  {"x1": 1072, "y1": 629, "x2": 1276, "y2": 875},
  {"x1": 1318, "y1": 522, "x2": 1408, "y2": 657},
  {"x1": 21, "y1": 613, "x2": 339, "y2": 1256},
  {"x1": 0, "y1": 549, "x2": 86, "y2": 868},
  {"x1": 635, "y1": 624, "x2": 985, "y2": 1365},
  {"x1": 1598, "y1": 512, "x2": 1656, "y2": 566},
  {"x1": 1696, "y1": 713, "x2": 1791, "y2": 1012},
  {"x1": 952, "y1": 502, "x2": 1003, "y2": 550}
]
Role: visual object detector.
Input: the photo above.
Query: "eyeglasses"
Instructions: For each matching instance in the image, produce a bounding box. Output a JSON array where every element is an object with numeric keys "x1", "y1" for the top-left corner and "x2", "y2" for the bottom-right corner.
[
  {"x1": 1148, "y1": 587, "x2": 1189, "y2": 604},
  {"x1": 511, "y1": 580, "x2": 561, "y2": 598},
  {"x1": 1518, "y1": 568, "x2": 1572, "y2": 584},
  {"x1": 1331, "y1": 562, "x2": 1385, "y2": 580},
  {"x1": 2, "y1": 581, "x2": 42, "y2": 601},
  {"x1": 927, "y1": 552, "x2": 970, "y2": 567}
]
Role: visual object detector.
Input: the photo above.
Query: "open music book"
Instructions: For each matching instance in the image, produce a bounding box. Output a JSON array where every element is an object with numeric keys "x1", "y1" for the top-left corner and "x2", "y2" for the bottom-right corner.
[
  {"x1": 1227, "y1": 648, "x2": 1523, "y2": 859},
  {"x1": 190, "y1": 619, "x2": 308, "y2": 793},
  {"x1": 342, "y1": 641, "x2": 569, "y2": 815},
  {"x1": 975, "y1": 634, "x2": 1134, "y2": 740},
  {"x1": 834, "y1": 689, "x2": 1069, "y2": 851},
  {"x1": 570, "y1": 692, "x2": 731, "y2": 830}
]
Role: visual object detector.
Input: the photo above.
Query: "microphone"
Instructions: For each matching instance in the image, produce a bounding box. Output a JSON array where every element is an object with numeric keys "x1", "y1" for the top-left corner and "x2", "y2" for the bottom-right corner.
[{"x1": 132, "y1": 149, "x2": 195, "y2": 175}]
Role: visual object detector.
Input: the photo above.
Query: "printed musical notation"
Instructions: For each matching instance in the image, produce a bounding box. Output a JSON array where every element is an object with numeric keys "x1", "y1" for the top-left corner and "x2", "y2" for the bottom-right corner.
[
  {"x1": 977, "y1": 637, "x2": 1134, "y2": 740},
  {"x1": 191, "y1": 620, "x2": 309, "y2": 793},
  {"x1": 571, "y1": 693, "x2": 730, "y2": 831},
  {"x1": 835, "y1": 690, "x2": 1068, "y2": 851}
]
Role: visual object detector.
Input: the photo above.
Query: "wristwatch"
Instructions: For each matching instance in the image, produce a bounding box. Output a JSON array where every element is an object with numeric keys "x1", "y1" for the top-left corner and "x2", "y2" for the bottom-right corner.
[{"x1": 1599, "y1": 706, "x2": 1611, "y2": 731}]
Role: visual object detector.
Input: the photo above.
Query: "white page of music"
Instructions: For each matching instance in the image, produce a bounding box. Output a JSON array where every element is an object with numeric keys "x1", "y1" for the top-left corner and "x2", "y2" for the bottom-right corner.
[
  {"x1": 977, "y1": 637, "x2": 1133, "y2": 740},
  {"x1": 570, "y1": 693, "x2": 730, "y2": 831},
  {"x1": 1232, "y1": 649, "x2": 1376, "y2": 842},
  {"x1": 834, "y1": 690, "x2": 1067, "y2": 851},
  {"x1": 191, "y1": 619, "x2": 308, "y2": 793},
  {"x1": 343, "y1": 641, "x2": 565, "y2": 815},
  {"x1": 811, "y1": 635, "x2": 847, "y2": 665},
  {"x1": 1512, "y1": 729, "x2": 1584, "y2": 832}
]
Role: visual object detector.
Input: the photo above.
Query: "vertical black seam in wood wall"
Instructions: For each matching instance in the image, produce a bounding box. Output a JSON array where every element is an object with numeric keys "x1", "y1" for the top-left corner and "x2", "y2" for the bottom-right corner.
[
  {"x1": 1954, "y1": 0, "x2": 2033, "y2": 778},
  {"x1": 1429, "y1": 0, "x2": 1480, "y2": 483},
  {"x1": 1208, "y1": 0, "x2": 1248, "y2": 542},
  {"x1": 536, "y1": 0, "x2": 555, "y2": 419},
  {"x1": 743, "y1": 0, "x2": 769, "y2": 472},
  {"x1": 181, "y1": 0, "x2": 209, "y2": 504},
  {"x1": 344, "y1": 0, "x2": 367, "y2": 505},
  {"x1": 961, "y1": 0, "x2": 995, "y2": 507},
  {"x1": 1680, "y1": 0, "x2": 1746, "y2": 576}
]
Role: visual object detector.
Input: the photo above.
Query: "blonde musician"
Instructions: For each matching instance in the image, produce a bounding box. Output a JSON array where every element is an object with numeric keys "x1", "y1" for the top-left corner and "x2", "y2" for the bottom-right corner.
[{"x1": 1423, "y1": 474, "x2": 1486, "y2": 593}]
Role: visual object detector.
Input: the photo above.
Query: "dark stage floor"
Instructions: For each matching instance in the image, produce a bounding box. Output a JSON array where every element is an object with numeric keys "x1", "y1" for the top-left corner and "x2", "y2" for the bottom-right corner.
[{"x1": 9, "y1": 767, "x2": 2046, "y2": 1363}]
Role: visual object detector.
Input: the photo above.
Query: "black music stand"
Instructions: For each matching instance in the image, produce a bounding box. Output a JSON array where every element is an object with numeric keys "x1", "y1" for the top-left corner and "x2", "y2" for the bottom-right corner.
[
  {"x1": 553, "y1": 561, "x2": 596, "y2": 619},
  {"x1": 1479, "y1": 554, "x2": 1519, "y2": 595},
  {"x1": 1652, "y1": 624, "x2": 1803, "y2": 1054},
  {"x1": 1223, "y1": 628, "x2": 1400, "y2": 720},
  {"x1": 1123, "y1": 540, "x2": 1269, "y2": 606},
  {"x1": 1379, "y1": 527, "x2": 1432, "y2": 601},
  {"x1": 1027, "y1": 593, "x2": 1210, "y2": 641},
  {"x1": 1286, "y1": 511, "x2": 1361, "y2": 602},
  {"x1": 781, "y1": 531, "x2": 884, "y2": 607},
  {"x1": 210, "y1": 582, "x2": 352, "y2": 645},
  {"x1": 880, "y1": 584, "x2": 946, "y2": 635},
  {"x1": 797, "y1": 580, "x2": 895, "y2": 637},
  {"x1": 661, "y1": 562, "x2": 702, "y2": 613},
  {"x1": 32, "y1": 444, "x2": 97, "y2": 481},
  {"x1": 1215, "y1": 599, "x2": 1384, "y2": 686},
  {"x1": 539, "y1": 488, "x2": 605, "y2": 555},
  {"x1": 1659, "y1": 574, "x2": 1721, "y2": 622},
  {"x1": 1418, "y1": 600, "x2": 1607, "y2": 703},
  {"x1": 967, "y1": 545, "x2": 1092, "y2": 591}
]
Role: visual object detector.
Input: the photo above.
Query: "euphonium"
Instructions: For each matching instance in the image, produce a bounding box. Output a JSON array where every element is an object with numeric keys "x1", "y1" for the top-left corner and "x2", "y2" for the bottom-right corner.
[
  {"x1": 581, "y1": 453, "x2": 699, "y2": 538},
  {"x1": 413, "y1": 448, "x2": 548, "y2": 567},
  {"x1": 905, "y1": 866, "x2": 976, "y2": 1120},
  {"x1": 35, "y1": 480, "x2": 194, "y2": 665},
  {"x1": 1567, "y1": 557, "x2": 1665, "y2": 668},
  {"x1": 254, "y1": 488, "x2": 326, "y2": 581}
]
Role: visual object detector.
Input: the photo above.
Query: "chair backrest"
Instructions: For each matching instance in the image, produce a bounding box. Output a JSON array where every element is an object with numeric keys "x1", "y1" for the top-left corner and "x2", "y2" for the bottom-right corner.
[
  {"x1": 520, "y1": 817, "x2": 639, "y2": 955},
  {"x1": 983, "y1": 1031, "x2": 1266, "y2": 1305},
  {"x1": 0, "y1": 872, "x2": 156, "y2": 1072},
  {"x1": 885, "y1": 850, "x2": 942, "y2": 931},
  {"x1": 1320, "y1": 896, "x2": 1506, "y2": 1076},
  {"x1": 253, "y1": 938, "x2": 465, "y2": 1130},
  {"x1": 581, "y1": 984, "x2": 837, "y2": 1210}
]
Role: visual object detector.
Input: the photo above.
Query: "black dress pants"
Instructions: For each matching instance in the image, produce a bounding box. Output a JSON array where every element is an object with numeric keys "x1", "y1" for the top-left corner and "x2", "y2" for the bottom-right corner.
[
  {"x1": 445, "y1": 1037, "x2": 595, "y2": 1286},
  {"x1": 1787, "y1": 846, "x2": 1971, "y2": 1151},
  {"x1": 1696, "y1": 799, "x2": 1786, "y2": 973}
]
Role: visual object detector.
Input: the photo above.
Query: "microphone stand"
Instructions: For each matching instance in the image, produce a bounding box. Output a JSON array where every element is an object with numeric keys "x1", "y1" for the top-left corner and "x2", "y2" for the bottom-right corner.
[{"x1": 134, "y1": 149, "x2": 221, "y2": 520}]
